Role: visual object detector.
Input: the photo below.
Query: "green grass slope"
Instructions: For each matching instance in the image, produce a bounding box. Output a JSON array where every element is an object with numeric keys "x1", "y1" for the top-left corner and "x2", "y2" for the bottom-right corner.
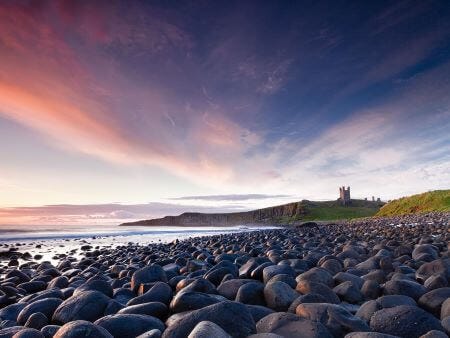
[
  {"x1": 121, "y1": 199, "x2": 383, "y2": 226},
  {"x1": 278, "y1": 199, "x2": 382, "y2": 223},
  {"x1": 376, "y1": 190, "x2": 450, "y2": 216}
]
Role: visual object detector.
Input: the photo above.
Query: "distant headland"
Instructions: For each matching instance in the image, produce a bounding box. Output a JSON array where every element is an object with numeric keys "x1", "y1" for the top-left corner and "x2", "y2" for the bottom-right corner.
[{"x1": 120, "y1": 189, "x2": 449, "y2": 227}]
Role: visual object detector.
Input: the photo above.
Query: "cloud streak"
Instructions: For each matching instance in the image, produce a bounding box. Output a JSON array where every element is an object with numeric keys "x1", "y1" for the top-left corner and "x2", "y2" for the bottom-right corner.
[
  {"x1": 0, "y1": 202, "x2": 247, "y2": 225},
  {"x1": 169, "y1": 194, "x2": 292, "y2": 201},
  {"x1": 0, "y1": 1, "x2": 268, "y2": 186}
]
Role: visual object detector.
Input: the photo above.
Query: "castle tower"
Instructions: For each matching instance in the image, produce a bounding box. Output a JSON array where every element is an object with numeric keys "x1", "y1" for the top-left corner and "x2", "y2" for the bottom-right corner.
[{"x1": 339, "y1": 186, "x2": 351, "y2": 205}]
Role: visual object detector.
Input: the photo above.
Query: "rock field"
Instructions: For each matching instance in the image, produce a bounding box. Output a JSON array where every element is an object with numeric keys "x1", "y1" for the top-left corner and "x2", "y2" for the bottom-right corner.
[{"x1": 0, "y1": 212, "x2": 449, "y2": 338}]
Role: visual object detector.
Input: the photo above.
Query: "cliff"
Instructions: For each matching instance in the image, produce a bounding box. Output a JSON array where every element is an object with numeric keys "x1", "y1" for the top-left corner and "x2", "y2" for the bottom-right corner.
[{"x1": 120, "y1": 199, "x2": 383, "y2": 226}]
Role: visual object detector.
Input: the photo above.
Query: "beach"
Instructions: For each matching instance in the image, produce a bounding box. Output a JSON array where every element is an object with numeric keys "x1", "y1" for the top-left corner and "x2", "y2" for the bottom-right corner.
[
  {"x1": 0, "y1": 225, "x2": 272, "y2": 266},
  {"x1": 0, "y1": 213, "x2": 449, "y2": 337}
]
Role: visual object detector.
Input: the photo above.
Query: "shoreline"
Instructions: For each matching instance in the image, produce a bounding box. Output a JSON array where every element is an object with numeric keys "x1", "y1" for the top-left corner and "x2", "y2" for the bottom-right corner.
[
  {"x1": 0, "y1": 225, "x2": 278, "y2": 242},
  {"x1": 0, "y1": 212, "x2": 449, "y2": 337}
]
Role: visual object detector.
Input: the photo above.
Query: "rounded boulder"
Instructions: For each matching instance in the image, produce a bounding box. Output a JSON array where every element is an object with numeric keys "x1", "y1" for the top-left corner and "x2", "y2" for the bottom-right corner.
[
  {"x1": 94, "y1": 314, "x2": 165, "y2": 338},
  {"x1": 256, "y1": 312, "x2": 332, "y2": 338},
  {"x1": 53, "y1": 320, "x2": 113, "y2": 338},
  {"x1": 52, "y1": 291, "x2": 110, "y2": 324},
  {"x1": 370, "y1": 305, "x2": 444, "y2": 338}
]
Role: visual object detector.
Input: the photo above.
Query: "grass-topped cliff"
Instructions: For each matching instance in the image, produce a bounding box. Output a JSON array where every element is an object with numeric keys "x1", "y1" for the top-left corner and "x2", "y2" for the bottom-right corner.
[
  {"x1": 121, "y1": 199, "x2": 383, "y2": 226},
  {"x1": 376, "y1": 190, "x2": 450, "y2": 216}
]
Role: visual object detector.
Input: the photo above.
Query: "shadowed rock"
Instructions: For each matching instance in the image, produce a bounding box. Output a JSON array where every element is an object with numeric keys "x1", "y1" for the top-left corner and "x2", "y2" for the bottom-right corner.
[
  {"x1": 370, "y1": 305, "x2": 444, "y2": 338},
  {"x1": 162, "y1": 301, "x2": 255, "y2": 338}
]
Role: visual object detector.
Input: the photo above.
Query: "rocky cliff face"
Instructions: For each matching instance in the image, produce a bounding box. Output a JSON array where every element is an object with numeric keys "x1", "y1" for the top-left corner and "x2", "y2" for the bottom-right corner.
[
  {"x1": 120, "y1": 199, "x2": 382, "y2": 226},
  {"x1": 120, "y1": 201, "x2": 310, "y2": 226}
]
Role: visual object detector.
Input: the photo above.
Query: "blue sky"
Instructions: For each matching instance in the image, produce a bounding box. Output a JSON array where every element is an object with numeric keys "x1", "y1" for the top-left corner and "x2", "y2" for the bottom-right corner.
[{"x1": 0, "y1": 0, "x2": 449, "y2": 224}]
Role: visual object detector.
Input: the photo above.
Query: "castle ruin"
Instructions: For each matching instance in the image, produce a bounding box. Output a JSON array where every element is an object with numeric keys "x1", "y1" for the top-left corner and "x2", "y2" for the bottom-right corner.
[{"x1": 339, "y1": 186, "x2": 351, "y2": 205}]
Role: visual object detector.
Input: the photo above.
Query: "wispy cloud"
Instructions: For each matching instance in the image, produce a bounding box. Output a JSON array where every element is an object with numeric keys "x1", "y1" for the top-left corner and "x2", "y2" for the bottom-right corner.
[
  {"x1": 169, "y1": 194, "x2": 292, "y2": 201},
  {"x1": 0, "y1": 2, "x2": 267, "y2": 186},
  {"x1": 0, "y1": 202, "x2": 247, "y2": 225},
  {"x1": 271, "y1": 60, "x2": 450, "y2": 199}
]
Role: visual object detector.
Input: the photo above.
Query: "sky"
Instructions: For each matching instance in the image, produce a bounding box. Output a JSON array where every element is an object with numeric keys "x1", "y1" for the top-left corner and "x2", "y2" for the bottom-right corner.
[{"x1": 0, "y1": 0, "x2": 449, "y2": 225}]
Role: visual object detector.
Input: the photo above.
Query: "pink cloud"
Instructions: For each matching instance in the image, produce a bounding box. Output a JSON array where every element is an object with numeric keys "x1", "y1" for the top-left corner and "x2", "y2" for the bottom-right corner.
[
  {"x1": 0, "y1": 2, "x2": 269, "y2": 188},
  {"x1": 0, "y1": 202, "x2": 246, "y2": 225}
]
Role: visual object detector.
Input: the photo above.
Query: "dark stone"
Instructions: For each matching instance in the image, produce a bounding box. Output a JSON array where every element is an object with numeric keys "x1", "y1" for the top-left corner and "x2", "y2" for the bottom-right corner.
[
  {"x1": 418, "y1": 288, "x2": 450, "y2": 316},
  {"x1": 251, "y1": 263, "x2": 275, "y2": 280},
  {"x1": 52, "y1": 291, "x2": 110, "y2": 324},
  {"x1": 136, "y1": 329, "x2": 162, "y2": 338},
  {"x1": 361, "y1": 280, "x2": 381, "y2": 300},
  {"x1": 239, "y1": 259, "x2": 265, "y2": 278},
  {"x1": 113, "y1": 288, "x2": 134, "y2": 305},
  {"x1": 441, "y1": 317, "x2": 450, "y2": 335},
  {"x1": 127, "y1": 282, "x2": 173, "y2": 306},
  {"x1": 333, "y1": 281, "x2": 363, "y2": 303},
  {"x1": 169, "y1": 292, "x2": 221, "y2": 313},
  {"x1": 178, "y1": 279, "x2": 216, "y2": 295},
  {"x1": 344, "y1": 333, "x2": 400, "y2": 338},
  {"x1": 24, "y1": 312, "x2": 48, "y2": 330},
  {"x1": 47, "y1": 277, "x2": 69, "y2": 290},
  {"x1": 296, "y1": 281, "x2": 340, "y2": 304},
  {"x1": 235, "y1": 282, "x2": 265, "y2": 305},
  {"x1": 17, "y1": 282, "x2": 47, "y2": 294},
  {"x1": 416, "y1": 259, "x2": 450, "y2": 283},
  {"x1": 18, "y1": 298, "x2": 63, "y2": 325},
  {"x1": 256, "y1": 312, "x2": 332, "y2": 338},
  {"x1": 204, "y1": 262, "x2": 238, "y2": 285},
  {"x1": 118, "y1": 302, "x2": 168, "y2": 319},
  {"x1": 187, "y1": 321, "x2": 231, "y2": 338},
  {"x1": 356, "y1": 295, "x2": 417, "y2": 323},
  {"x1": 362, "y1": 270, "x2": 386, "y2": 284},
  {"x1": 419, "y1": 330, "x2": 448, "y2": 338},
  {"x1": 103, "y1": 300, "x2": 124, "y2": 316},
  {"x1": 0, "y1": 327, "x2": 23, "y2": 338},
  {"x1": 246, "y1": 305, "x2": 275, "y2": 323},
  {"x1": 5, "y1": 270, "x2": 30, "y2": 284},
  {"x1": 355, "y1": 300, "x2": 380, "y2": 323},
  {"x1": 217, "y1": 279, "x2": 254, "y2": 300},
  {"x1": 262, "y1": 265, "x2": 296, "y2": 284},
  {"x1": 424, "y1": 274, "x2": 448, "y2": 290},
  {"x1": 370, "y1": 305, "x2": 444, "y2": 338},
  {"x1": 40, "y1": 325, "x2": 60, "y2": 338},
  {"x1": 296, "y1": 268, "x2": 334, "y2": 288},
  {"x1": 247, "y1": 334, "x2": 284, "y2": 338},
  {"x1": 441, "y1": 298, "x2": 450, "y2": 320},
  {"x1": 412, "y1": 245, "x2": 439, "y2": 261},
  {"x1": 21, "y1": 289, "x2": 64, "y2": 304},
  {"x1": 383, "y1": 280, "x2": 427, "y2": 301},
  {"x1": 264, "y1": 281, "x2": 299, "y2": 311},
  {"x1": 334, "y1": 272, "x2": 364, "y2": 289},
  {"x1": 296, "y1": 303, "x2": 370, "y2": 336},
  {"x1": 95, "y1": 314, "x2": 165, "y2": 338},
  {"x1": 267, "y1": 274, "x2": 297, "y2": 289},
  {"x1": 288, "y1": 294, "x2": 328, "y2": 313},
  {"x1": 0, "y1": 303, "x2": 28, "y2": 322},
  {"x1": 53, "y1": 320, "x2": 112, "y2": 338},
  {"x1": 11, "y1": 328, "x2": 44, "y2": 338},
  {"x1": 75, "y1": 279, "x2": 113, "y2": 298},
  {"x1": 0, "y1": 320, "x2": 17, "y2": 329},
  {"x1": 131, "y1": 266, "x2": 168, "y2": 292},
  {"x1": 162, "y1": 301, "x2": 255, "y2": 338},
  {"x1": 320, "y1": 259, "x2": 343, "y2": 275}
]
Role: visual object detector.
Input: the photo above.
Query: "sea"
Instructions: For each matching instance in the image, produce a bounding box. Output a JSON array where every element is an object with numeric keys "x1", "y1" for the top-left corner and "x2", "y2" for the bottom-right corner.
[{"x1": 0, "y1": 224, "x2": 279, "y2": 264}]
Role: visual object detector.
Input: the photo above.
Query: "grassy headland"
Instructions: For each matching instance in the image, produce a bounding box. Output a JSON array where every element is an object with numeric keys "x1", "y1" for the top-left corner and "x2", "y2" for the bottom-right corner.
[
  {"x1": 376, "y1": 190, "x2": 450, "y2": 216},
  {"x1": 121, "y1": 199, "x2": 383, "y2": 226}
]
